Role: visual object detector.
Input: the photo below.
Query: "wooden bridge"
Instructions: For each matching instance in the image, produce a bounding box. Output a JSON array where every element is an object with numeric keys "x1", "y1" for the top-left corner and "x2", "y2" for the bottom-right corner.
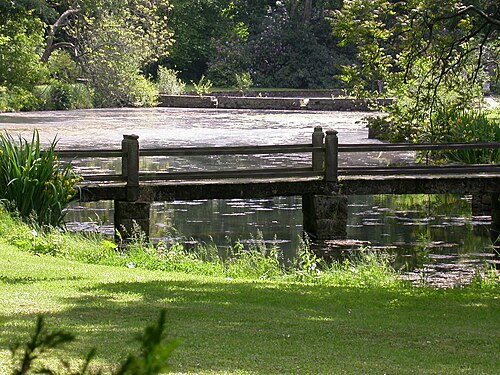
[{"x1": 58, "y1": 127, "x2": 500, "y2": 242}]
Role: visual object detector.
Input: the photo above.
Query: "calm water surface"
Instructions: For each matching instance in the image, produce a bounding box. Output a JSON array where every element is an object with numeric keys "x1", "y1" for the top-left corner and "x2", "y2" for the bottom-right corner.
[{"x1": 0, "y1": 108, "x2": 497, "y2": 273}]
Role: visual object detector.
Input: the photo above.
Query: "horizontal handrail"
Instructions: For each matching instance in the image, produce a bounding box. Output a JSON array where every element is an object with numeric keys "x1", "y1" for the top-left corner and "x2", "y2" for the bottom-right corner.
[
  {"x1": 56, "y1": 130, "x2": 500, "y2": 199},
  {"x1": 56, "y1": 142, "x2": 500, "y2": 159},
  {"x1": 140, "y1": 144, "x2": 319, "y2": 157},
  {"x1": 80, "y1": 174, "x2": 125, "y2": 182},
  {"x1": 338, "y1": 142, "x2": 500, "y2": 153},
  {"x1": 340, "y1": 164, "x2": 500, "y2": 176},
  {"x1": 56, "y1": 149, "x2": 123, "y2": 158},
  {"x1": 139, "y1": 167, "x2": 320, "y2": 181}
]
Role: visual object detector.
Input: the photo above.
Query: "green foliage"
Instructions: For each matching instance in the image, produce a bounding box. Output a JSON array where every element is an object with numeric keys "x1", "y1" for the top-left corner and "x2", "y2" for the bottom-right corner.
[
  {"x1": 9, "y1": 311, "x2": 178, "y2": 374},
  {"x1": 225, "y1": 236, "x2": 282, "y2": 280},
  {"x1": 115, "y1": 310, "x2": 179, "y2": 375},
  {"x1": 0, "y1": 11, "x2": 48, "y2": 89},
  {"x1": 332, "y1": 0, "x2": 499, "y2": 138},
  {"x1": 34, "y1": 83, "x2": 94, "y2": 111},
  {"x1": 0, "y1": 206, "x2": 410, "y2": 288},
  {"x1": 46, "y1": 50, "x2": 80, "y2": 83},
  {"x1": 190, "y1": 75, "x2": 213, "y2": 97},
  {"x1": 440, "y1": 110, "x2": 500, "y2": 163},
  {"x1": 156, "y1": 67, "x2": 186, "y2": 95},
  {"x1": 250, "y1": 3, "x2": 343, "y2": 89},
  {"x1": 287, "y1": 238, "x2": 401, "y2": 288},
  {"x1": 234, "y1": 72, "x2": 253, "y2": 94},
  {"x1": 166, "y1": 1, "x2": 349, "y2": 88},
  {"x1": 0, "y1": 131, "x2": 81, "y2": 227},
  {"x1": 206, "y1": 34, "x2": 251, "y2": 87},
  {"x1": 81, "y1": 1, "x2": 170, "y2": 107},
  {"x1": 10, "y1": 315, "x2": 75, "y2": 375},
  {"x1": 80, "y1": 9, "x2": 161, "y2": 108},
  {"x1": 0, "y1": 86, "x2": 43, "y2": 112}
]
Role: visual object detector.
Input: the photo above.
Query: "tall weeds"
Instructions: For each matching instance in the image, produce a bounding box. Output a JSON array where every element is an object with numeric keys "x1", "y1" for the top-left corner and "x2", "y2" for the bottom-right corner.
[{"x1": 0, "y1": 131, "x2": 80, "y2": 227}]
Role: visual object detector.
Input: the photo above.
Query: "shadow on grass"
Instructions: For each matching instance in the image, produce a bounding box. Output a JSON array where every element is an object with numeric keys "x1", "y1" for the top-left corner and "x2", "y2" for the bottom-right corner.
[{"x1": 2, "y1": 275, "x2": 499, "y2": 374}]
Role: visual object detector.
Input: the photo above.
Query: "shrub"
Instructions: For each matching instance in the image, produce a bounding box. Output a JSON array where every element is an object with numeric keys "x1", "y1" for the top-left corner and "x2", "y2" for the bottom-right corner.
[
  {"x1": 0, "y1": 131, "x2": 81, "y2": 227},
  {"x1": 190, "y1": 75, "x2": 213, "y2": 96},
  {"x1": 35, "y1": 83, "x2": 94, "y2": 110},
  {"x1": 235, "y1": 72, "x2": 253, "y2": 94},
  {"x1": 156, "y1": 66, "x2": 186, "y2": 95},
  {"x1": 206, "y1": 34, "x2": 251, "y2": 87},
  {"x1": 441, "y1": 110, "x2": 500, "y2": 164},
  {"x1": 0, "y1": 86, "x2": 43, "y2": 112},
  {"x1": 46, "y1": 50, "x2": 80, "y2": 83}
]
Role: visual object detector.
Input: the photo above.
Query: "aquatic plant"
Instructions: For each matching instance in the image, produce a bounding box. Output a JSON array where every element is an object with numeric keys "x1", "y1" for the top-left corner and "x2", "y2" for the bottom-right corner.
[{"x1": 0, "y1": 130, "x2": 81, "y2": 227}]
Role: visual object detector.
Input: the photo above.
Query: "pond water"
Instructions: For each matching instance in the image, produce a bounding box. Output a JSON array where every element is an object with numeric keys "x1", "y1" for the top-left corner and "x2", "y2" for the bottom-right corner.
[{"x1": 0, "y1": 108, "x2": 498, "y2": 281}]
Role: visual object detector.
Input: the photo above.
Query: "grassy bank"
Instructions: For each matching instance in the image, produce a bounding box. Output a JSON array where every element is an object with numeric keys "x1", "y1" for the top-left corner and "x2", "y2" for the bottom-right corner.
[{"x1": 1, "y1": 241, "x2": 499, "y2": 373}]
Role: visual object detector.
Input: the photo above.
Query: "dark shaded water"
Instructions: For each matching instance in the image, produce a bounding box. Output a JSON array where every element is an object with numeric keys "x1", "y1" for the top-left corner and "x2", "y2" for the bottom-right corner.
[{"x1": 0, "y1": 108, "x2": 498, "y2": 277}]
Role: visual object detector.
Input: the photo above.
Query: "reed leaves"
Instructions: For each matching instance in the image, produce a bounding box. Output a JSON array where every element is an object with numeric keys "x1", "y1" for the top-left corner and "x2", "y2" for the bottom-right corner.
[{"x1": 0, "y1": 130, "x2": 80, "y2": 227}]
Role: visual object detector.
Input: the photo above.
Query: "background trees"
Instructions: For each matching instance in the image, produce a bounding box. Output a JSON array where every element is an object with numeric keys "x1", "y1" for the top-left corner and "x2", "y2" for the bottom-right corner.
[
  {"x1": 332, "y1": 0, "x2": 499, "y2": 142},
  {"x1": 164, "y1": 0, "x2": 351, "y2": 89},
  {"x1": 0, "y1": 0, "x2": 172, "y2": 110}
]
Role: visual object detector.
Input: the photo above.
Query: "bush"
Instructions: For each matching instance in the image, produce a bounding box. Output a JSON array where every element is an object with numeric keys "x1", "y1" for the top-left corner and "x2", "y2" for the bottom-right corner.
[
  {"x1": 0, "y1": 131, "x2": 81, "y2": 227},
  {"x1": 35, "y1": 83, "x2": 94, "y2": 110},
  {"x1": 0, "y1": 86, "x2": 43, "y2": 112},
  {"x1": 156, "y1": 66, "x2": 186, "y2": 95},
  {"x1": 206, "y1": 34, "x2": 251, "y2": 87},
  {"x1": 235, "y1": 72, "x2": 253, "y2": 94},
  {"x1": 441, "y1": 110, "x2": 500, "y2": 164},
  {"x1": 46, "y1": 50, "x2": 80, "y2": 83},
  {"x1": 190, "y1": 75, "x2": 213, "y2": 96}
]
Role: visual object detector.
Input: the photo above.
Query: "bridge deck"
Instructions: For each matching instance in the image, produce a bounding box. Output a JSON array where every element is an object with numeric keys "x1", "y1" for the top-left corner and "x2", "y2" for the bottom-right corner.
[{"x1": 77, "y1": 173, "x2": 500, "y2": 202}]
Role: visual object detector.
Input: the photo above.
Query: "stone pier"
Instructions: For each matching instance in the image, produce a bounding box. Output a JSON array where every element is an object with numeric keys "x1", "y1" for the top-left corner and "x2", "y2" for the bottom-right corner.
[
  {"x1": 491, "y1": 194, "x2": 500, "y2": 246},
  {"x1": 114, "y1": 200, "x2": 151, "y2": 242},
  {"x1": 302, "y1": 194, "x2": 348, "y2": 240}
]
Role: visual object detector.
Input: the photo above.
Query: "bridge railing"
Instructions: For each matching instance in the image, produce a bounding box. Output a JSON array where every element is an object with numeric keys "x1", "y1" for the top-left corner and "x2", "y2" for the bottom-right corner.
[
  {"x1": 56, "y1": 127, "x2": 500, "y2": 200},
  {"x1": 335, "y1": 141, "x2": 500, "y2": 178},
  {"x1": 56, "y1": 128, "x2": 329, "y2": 201}
]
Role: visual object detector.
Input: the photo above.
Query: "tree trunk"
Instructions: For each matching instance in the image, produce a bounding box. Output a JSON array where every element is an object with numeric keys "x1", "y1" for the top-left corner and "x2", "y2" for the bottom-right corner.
[{"x1": 41, "y1": 8, "x2": 80, "y2": 63}]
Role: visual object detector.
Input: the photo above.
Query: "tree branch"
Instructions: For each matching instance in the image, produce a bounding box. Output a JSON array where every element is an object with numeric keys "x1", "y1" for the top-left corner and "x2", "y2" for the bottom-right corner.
[{"x1": 41, "y1": 8, "x2": 81, "y2": 62}]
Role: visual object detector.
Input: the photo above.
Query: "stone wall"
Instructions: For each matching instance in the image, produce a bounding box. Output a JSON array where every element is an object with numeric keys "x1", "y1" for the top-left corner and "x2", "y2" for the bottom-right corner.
[{"x1": 157, "y1": 94, "x2": 393, "y2": 111}]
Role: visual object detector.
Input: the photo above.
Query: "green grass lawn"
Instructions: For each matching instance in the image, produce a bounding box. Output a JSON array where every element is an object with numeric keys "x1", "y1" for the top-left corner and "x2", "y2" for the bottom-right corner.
[{"x1": 0, "y1": 241, "x2": 499, "y2": 374}]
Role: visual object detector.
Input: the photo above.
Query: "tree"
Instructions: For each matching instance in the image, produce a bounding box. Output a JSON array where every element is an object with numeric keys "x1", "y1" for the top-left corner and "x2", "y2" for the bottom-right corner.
[
  {"x1": 332, "y1": 0, "x2": 499, "y2": 96},
  {"x1": 66, "y1": 0, "x2": 172, "y2": 106},
  {"x1": 332, "y1": 0, "x2": 500, "y2": 141},
  {"x1": 1, "y1": 1, "x2": 173, "y2": 109}
]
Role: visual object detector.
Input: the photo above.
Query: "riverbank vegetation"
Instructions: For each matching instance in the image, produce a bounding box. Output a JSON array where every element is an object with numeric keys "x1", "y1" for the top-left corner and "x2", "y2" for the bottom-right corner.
[
  {"x1": 0, "y1": 209, "x2": 499, "y2": 373},
  {"x1": 0, "y1": 131, "x2": 80, "y2": 226}
]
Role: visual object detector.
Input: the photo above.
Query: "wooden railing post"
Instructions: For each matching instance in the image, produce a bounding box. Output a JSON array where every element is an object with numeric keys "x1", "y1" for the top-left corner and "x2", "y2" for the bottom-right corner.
[
  {"x1": 122, "y1": 134, "x2": 140, "y2": 201},
  {"x1": 312, "y1": 126, "x2": 325, "y2": 172},
  {"x1": 325, "y1": 130, "x2": 338, "y2": 182}
]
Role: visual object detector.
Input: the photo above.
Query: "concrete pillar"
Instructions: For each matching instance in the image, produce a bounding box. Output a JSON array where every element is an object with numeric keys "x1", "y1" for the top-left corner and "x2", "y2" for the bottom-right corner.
[
  {"x1": 490, "y1": 194, "x2": 500, "y2": 247},
  {"x1": 302, "y1": 194, "x2": 348, "y2": 240},
  {"x1": 472, "y1": 194, "x2": 493, "y2": 216},
  {"x1": 114, "y1": 200, "x2": 151, "y2": 242}
]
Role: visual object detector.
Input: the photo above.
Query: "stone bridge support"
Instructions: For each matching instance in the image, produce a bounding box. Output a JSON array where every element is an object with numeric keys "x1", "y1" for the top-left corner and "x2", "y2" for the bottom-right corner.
[
  {"x1": 472, "y1": 193, "x2": 500, "y2": 246},
  {"x1": 490, "y1": 194, "x2": 500, "y2": 246},
  {"x1": 302, "y1": 194, "x2": 348, "y2": 240},
  {"x1": 114, "y1": 200, "x2": 151, "y2": 242}
]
